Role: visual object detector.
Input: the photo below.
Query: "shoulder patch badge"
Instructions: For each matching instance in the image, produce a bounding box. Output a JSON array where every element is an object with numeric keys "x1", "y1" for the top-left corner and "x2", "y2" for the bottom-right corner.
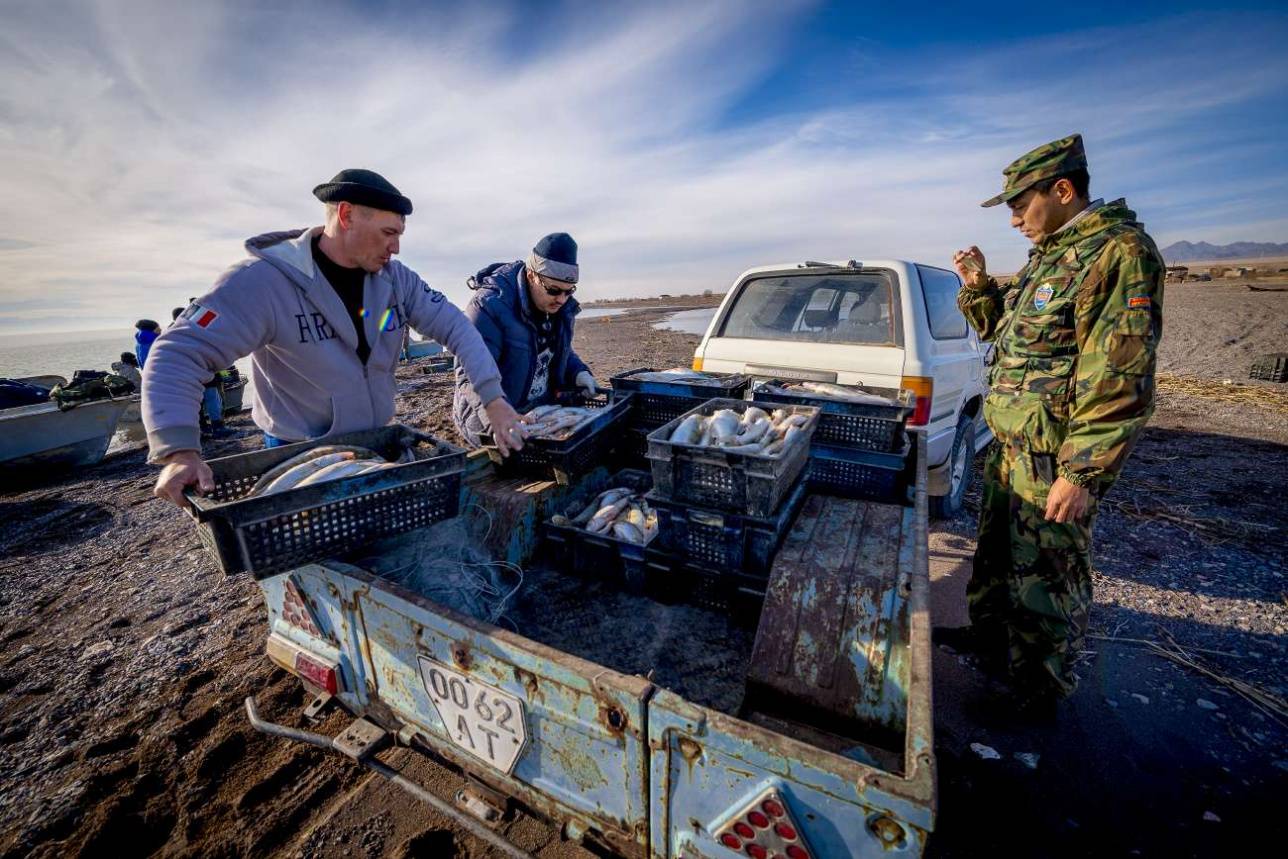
[
  {"x1": 1128, "y1": 296, "x2": 1151, "y2": 309},
  {"x1": 1033, "y1": 283, "x2": 1055, "y2": 311},
  {"x1": 181, "y1": 302, "x2": 219, "y2": 329}
]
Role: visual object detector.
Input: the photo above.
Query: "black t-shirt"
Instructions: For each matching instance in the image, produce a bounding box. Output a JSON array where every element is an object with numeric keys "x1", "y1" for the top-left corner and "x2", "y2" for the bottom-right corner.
[{"x1": 311, "y1": 235, "x2": 371, "y2": 364}]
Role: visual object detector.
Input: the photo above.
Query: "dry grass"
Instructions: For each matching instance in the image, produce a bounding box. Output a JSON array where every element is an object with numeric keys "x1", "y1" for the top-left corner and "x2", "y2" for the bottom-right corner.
[
  {"x1": 1090, "y1": 627, "x2": 1288, "y2": 729},
  {"x1": 1156, "y1": 373, "x2": 1288, "y2": 412}
]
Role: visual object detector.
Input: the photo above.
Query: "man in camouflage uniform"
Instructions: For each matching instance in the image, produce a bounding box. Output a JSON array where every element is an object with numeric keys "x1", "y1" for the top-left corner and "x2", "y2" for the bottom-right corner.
[{"x1": 946, "y1": 134, "x2": 1164, "y2": 711}]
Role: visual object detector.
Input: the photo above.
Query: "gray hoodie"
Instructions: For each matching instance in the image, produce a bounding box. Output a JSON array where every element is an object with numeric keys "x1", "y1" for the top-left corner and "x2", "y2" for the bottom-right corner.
[{"x1": 142, "y1": 227, "x2": 504, "y2": 461}]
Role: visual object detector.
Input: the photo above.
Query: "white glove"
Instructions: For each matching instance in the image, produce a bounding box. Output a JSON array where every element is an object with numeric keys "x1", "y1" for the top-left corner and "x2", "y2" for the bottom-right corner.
[{"x1": 575, "y1": 371, "x2": 599, "y2": 397}]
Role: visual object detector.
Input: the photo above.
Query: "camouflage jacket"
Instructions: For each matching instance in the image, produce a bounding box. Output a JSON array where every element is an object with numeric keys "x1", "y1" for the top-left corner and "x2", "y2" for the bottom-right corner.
[{"x1": 959, "y1": 199, "x2": 1164, "y2": 489}]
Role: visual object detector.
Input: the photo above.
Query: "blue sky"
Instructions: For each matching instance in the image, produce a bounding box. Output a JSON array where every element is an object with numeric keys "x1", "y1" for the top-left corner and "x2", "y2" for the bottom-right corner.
[{"x1": 0, "y1": 0, "x2": 1286, "y2": 335}]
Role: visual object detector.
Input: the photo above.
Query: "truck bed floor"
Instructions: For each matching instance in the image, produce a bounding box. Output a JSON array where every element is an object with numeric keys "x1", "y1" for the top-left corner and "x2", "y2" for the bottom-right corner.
[{"x1": 506, "y1": 563, "x2": 757, "y2": 715}]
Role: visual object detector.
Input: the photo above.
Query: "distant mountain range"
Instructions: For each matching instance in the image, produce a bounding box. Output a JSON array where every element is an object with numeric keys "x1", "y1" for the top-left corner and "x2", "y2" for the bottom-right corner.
[{"x1": 1160, "y1": 241, "x2": 1288, "y2": 263}]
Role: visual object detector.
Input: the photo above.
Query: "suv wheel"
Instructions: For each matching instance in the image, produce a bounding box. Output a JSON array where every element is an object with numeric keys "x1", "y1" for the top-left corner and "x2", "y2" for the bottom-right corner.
[{"x1": 931, "y1": 416, "x2": 976, "y2": 520}]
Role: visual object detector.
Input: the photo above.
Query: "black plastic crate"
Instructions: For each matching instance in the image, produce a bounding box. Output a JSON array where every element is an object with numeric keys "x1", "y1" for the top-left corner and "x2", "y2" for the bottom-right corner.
[
  {"x1": 542, "y1": 469, "x2": 656, "y2": 592},
  {"x1": 647, "y1": 475, "x2": 807, "y2": 575},
  {"x1": 610, "y1": 366, "x2": 750, "y2": 430},
  {"x1": 749, "y1": 379, "x2": 914, "y2": 452},
  {"x1": 485, "y1": 394, "x2": 632, "y2": 484},
  {"x1": 185, "y1": 425, "x2": 464, "y2": 578},
  {"x1": 646, "y1": 398, "x2": 819, "y2": 518},
  {"x1": 1250, "y1": 353, "x2": 1288, "y2": 383},
  {"x1": 613, "y1": 425, "x2": 651, "y2": 470},
  {"x1": 646, "y1": 562, "x2": 768, "y2": 626},
  {"x1": 808, "y1": 441, "x2": 911, "y2": 504}
]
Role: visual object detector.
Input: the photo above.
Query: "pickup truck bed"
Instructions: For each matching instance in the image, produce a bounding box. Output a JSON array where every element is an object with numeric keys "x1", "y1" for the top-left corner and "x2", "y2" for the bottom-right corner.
[{"x1": 253, "y1": 438, "x2": 934, "y2": 857}]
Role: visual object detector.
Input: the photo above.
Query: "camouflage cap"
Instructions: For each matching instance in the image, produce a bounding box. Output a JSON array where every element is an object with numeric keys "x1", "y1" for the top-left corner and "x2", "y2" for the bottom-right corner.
[{"x1": 980, "y1": 133, "x2": 1087, "y2": 208}]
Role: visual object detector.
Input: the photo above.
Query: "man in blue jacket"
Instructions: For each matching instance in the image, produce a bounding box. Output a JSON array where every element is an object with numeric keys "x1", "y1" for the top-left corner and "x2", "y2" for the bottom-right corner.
[{"x1": 453, "y1": 233, "x2": 599, "y2": 447}]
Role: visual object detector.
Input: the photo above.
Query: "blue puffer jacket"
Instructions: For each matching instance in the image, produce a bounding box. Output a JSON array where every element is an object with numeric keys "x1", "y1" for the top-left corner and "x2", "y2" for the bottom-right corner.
[{"x1": 452, "y1": 261, "x2": 589, "y2": 447}]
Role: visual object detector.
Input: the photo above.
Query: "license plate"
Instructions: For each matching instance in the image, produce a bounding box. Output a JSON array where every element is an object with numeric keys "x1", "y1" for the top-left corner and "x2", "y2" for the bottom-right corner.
[{"x1": 418, "y1": 656, "x2": 528, "y2": 774}]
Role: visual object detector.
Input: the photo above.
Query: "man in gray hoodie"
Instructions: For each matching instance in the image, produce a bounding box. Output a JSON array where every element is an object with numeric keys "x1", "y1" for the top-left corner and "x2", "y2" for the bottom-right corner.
[{"x1": 144, "y1": 169, "x2": 527, "y2": 507}]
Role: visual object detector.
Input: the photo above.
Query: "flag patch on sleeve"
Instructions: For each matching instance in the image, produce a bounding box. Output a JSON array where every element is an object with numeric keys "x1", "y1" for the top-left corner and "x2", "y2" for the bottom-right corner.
[
  {"x1": 182, "y1": 302, "x2": 220, "y2": 328},
  {"x1": 1127, "y1": 296, "x2": 1151, "y2": 309}
]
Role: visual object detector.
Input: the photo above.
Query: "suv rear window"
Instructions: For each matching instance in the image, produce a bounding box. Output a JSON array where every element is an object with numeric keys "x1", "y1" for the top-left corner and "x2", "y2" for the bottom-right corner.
[
  {"x1": 916, "y1": 264, "x2": 969, "y2": 340},
  {"x1": 717, "y1": 271, "x2": 900, "y2": 346}
]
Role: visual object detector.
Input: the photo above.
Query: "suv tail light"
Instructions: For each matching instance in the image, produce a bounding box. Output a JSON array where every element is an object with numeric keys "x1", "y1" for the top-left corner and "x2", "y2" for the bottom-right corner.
[
  {"x1": 692, "y1": 356, "x2": 704, "y2": 371},
  {"x1": 901, "y1": 376, "x2": 933, "y2": 426}
]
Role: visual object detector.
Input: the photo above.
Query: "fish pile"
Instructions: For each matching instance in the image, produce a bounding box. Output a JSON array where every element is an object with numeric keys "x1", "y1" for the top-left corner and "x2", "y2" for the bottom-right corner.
[
  {"x1": 627, "y1": 368, "x2": 725, "y2": 385},
  {"x1": 521, "y1": 405, "x2": 598, "y2": 441},
  {"x1": 766, "y1": 380, "x2": 895, "y2": 406},
  {"x1": 667, "y1": 406, "x2": 809, "y2": 457},
  {"x1": 551, "y1": 485, "x2": 659, "y2": 544},
  {"x1": 247, "y1": 443, "x2": 416, "y2": 497}
]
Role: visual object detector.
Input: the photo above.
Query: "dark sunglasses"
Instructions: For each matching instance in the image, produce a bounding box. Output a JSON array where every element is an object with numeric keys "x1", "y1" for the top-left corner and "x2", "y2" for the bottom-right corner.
[{"x1": 536, "y1": 274, "x2": 576, "y2": 297}]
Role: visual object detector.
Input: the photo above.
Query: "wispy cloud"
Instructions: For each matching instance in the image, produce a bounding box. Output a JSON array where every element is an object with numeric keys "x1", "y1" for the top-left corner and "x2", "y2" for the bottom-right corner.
[{"x1": 0, "y1": 1, "x2": 1285, "y2": 336}]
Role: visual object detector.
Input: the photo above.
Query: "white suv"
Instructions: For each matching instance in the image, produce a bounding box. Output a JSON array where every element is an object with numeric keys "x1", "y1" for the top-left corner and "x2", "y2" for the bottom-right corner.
[{"x1": 691, "y1": 259, "x2": 992, "y2": 517}]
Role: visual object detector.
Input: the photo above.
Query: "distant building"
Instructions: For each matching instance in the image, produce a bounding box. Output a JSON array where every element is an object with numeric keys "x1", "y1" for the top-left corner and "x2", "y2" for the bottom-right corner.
[{"x1": 1165, "y1": 266, "x2": 1189, "y2": 283}]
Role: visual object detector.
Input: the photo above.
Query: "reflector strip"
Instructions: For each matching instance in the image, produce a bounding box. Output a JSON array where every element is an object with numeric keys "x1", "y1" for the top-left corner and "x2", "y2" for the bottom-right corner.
[
  {"x1": 282, "y1": 576, "x2": 323, "y2": 638},
  {"x1": 712, "y1": 787, "x2": 812, "y2": 859}
]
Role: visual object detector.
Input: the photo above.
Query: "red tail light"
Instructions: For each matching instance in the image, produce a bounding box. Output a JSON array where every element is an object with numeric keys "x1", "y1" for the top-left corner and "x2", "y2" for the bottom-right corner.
[
  {"x1": 901, "y1": 376, "x2": 933, "y2": 426},
  {"x1": 295, "y1": 651, "x2": 339, "y2": 695},
  {"x1": 265, "y1": 633, "x2": 342, "y2": 695}
]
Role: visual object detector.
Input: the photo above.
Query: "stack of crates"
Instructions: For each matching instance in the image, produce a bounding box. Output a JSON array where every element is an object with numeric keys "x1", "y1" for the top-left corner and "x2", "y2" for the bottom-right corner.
[
  {"x1": 749, "y1": 380, "x2": 915, "y2": 503},
  {"x1": 643, "y1": 398, "x2": 820, "y2": 622},
  {"x1": 608, "y1": 367, "x2": 750, "y2": 467}
]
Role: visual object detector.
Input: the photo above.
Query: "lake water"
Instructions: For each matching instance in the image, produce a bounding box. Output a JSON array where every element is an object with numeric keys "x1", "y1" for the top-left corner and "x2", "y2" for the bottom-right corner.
[
  {"x1": 0, "y1": 329, "x2": 255, "y2": 455},
  {"x1": 652, "y1": 307, "x2": 717, "y2": 335},
  {"x1": 577, "y1": 307, "x2": 631, "y2": 319}
]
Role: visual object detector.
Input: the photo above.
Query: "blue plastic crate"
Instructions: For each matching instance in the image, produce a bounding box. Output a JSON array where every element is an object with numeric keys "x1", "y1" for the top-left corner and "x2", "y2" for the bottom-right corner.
[
  {"x1": 610, "y1": 367, "x2": 750, "y2": 431},
  {"x1": 808, "y1": 441, "x2": 911, "y2": 504}
]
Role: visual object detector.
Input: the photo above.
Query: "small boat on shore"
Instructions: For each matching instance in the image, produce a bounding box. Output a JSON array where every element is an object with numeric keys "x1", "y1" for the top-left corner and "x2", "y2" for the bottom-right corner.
[
  {"x1": 404, "y1": 338, "x2": 444, "y2": 359},
  {"x1": 0, "y1": 395, "x2": 136, "y2": 472}
]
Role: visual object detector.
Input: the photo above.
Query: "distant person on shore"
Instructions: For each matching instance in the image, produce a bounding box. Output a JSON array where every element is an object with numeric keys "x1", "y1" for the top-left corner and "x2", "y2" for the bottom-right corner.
[
  {"x1": 942, "y1": 134, "x2": 1164, "y2": 719},
  {"x1": 111, "y1": 352, "x2": 143, "y2": 388},
  {"x1": 453, "y1": 232, "x2": 599, "y2": 447},
  {"x1": 144, "y1": 168, "x2": 526, "y2": 508},
  {"x1": 134, "y1": 319, "x2": 161, "y2": 368}
]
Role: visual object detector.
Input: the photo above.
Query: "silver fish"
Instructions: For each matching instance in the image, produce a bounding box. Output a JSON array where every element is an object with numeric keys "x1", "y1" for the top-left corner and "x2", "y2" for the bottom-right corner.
[
  {"x1": 794, "y1": 381, "x2": 892, "y2": 405},
  {"x1": 251, "y1": 445, "x2": 376, "y2": 495},
  {"x1": 258, "y1": 452, "x2": 356, "y2": 496},
  {"x1": 296, "y1": 458, "x2": 375, "y2": 487},
  {"x1": 612, "y1": 522, "x2": 645, "y2": 543},
  {"x1": 669, "y1": 414, "x2": 704, "y2": 445},
  {"x1": 708, "y1": 410, "x2": 740, "y2": 443},
  {"x1": 736, "y1": 416, "x2": 771, "y2": 445}
]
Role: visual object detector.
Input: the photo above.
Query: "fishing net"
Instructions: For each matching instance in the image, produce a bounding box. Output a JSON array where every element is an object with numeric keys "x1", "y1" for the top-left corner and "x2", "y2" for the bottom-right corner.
[{"x1": 352, "y1": 503, "x2": 524, "y2": 626}]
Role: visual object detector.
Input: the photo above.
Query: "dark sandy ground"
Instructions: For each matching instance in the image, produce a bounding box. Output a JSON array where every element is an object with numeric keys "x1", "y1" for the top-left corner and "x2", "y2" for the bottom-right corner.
[{"x1": 1, "y1": 289, "x2": 1285, "y2": 858}]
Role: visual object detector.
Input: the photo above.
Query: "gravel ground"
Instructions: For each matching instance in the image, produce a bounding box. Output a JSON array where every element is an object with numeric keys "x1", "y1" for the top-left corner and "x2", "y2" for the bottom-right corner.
[{"x1": 1, "y1": 293, "x2": 1285, "y2": 857}]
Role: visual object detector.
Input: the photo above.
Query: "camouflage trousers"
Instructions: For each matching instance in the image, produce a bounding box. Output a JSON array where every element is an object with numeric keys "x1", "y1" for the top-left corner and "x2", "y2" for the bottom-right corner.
[{"x1": 967, "y1": 442, "x2": 1099, "y2": 698}]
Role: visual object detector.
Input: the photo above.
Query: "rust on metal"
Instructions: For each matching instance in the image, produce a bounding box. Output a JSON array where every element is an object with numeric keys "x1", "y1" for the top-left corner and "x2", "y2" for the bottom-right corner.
[
  {"x1": 513, "y1": 666, "x2": 545, "y2": 705},
  {"x1": 451, "y1": 641, "x2": 473, "y2": 671},
  {"x1": 599, "y1": 703, "x2": 627, "y2": 736},
  {"x1": 868, "y1": 813, "x2": 908, "y2": 850},
  {"x1": 676, "y1": 735, "x2": 704, "y2": 780}
]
